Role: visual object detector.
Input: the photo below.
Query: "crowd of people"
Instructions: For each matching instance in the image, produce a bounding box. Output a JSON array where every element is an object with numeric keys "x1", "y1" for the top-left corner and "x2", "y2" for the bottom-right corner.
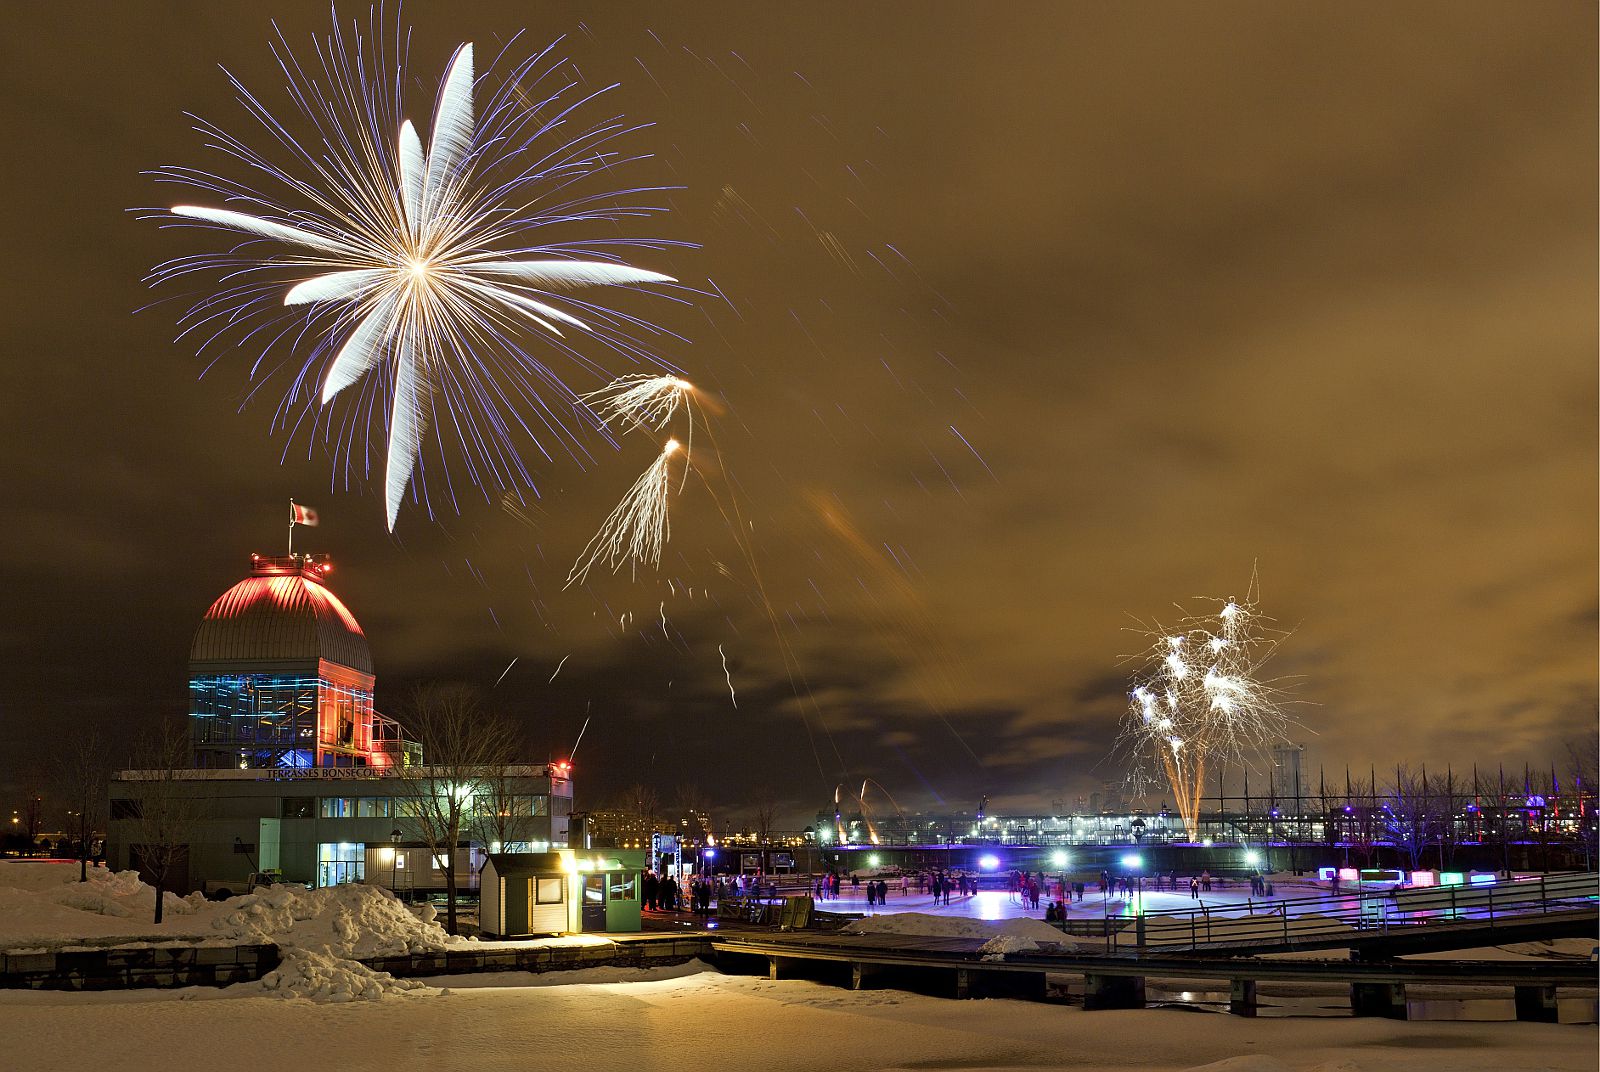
[
  {"x1": 641, "y1": 870, "x2": 781, "y2": 914},
  {"x1": 638, "y1": 863, "x2": 1279, "y2": 920}
]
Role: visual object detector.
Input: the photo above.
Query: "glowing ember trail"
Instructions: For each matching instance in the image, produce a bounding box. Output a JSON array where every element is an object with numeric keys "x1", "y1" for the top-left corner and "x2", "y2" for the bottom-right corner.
[{"x1": 566, "y1": 438, "x2": 682, "y2": 586}]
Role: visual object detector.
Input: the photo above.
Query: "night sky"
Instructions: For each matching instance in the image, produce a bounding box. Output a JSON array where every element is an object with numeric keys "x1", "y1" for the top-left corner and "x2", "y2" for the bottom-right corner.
[{"x1": 2, "y1": 4, "x2": 1595, "y2": 827}]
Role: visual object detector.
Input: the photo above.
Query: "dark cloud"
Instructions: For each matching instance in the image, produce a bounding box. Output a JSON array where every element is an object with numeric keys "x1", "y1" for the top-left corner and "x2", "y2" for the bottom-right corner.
[{"x1": 0, "y1": 3, "x2": 1594, "y2": 826}]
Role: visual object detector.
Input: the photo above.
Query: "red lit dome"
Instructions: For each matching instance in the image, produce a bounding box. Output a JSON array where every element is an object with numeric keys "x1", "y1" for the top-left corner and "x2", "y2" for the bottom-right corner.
[{"x1": 190, "y1": 556, "x2": 372, "y2": 675}]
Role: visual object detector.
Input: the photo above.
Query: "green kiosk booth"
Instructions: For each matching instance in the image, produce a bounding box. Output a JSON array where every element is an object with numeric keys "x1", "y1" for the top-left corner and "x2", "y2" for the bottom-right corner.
[{"x1": 480, "y1": 849, "x2": 646, "y2": 938}]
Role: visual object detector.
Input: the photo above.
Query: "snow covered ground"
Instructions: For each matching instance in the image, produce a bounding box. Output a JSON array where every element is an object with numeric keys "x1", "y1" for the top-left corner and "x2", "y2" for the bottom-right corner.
[
  {"x1": 0, "y1": 860, "x2": 603, "y2": 1001},
  {"x1": 1, "y1": 960, "x2": 1594, "y2": 1072},
  {"x1": 2, "y1": 861, "x2": 1593, "y2": 1069}
]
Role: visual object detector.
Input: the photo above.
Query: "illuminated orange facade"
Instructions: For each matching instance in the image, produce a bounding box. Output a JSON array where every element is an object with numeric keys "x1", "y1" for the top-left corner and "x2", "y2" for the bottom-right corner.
[{"x1": 189, "y1": 554, "x2": 410, "y2": 769}]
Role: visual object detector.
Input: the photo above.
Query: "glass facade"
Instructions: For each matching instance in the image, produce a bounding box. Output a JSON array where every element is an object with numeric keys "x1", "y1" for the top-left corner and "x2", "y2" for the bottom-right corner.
[
  {"x1": 318, "y1": 794, "x2": 547, "y2": 818},
  {"x1": 190, "y1": 673, "x2": 375, "y2": 769},
  {"x1": 317, "y1": 842, "x2": 365, "y2": 887}
]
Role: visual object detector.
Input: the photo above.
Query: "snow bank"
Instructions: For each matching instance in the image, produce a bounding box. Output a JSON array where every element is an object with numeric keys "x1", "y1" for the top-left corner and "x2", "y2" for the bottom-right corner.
[
  {"x1": 210, "y1": 883, "x2": 450, "y2": 960},
  {"x1": 843, "y1": 911, "x2": 1095, "y2": 954},
  {"x1": 0, "y1": 862, "x2": 210, "y2": 946},
  {"x1": 257, "y1": 949, "x2": 432, "y2": 1002},
  {"x1": 0, "y1": 863, "x2": 450, "y2": 1002}
]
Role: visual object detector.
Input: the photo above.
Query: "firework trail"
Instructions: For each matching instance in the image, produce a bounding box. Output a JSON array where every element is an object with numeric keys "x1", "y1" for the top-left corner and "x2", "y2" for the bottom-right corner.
[
  {"x1": 145, "y1": 16, "x2": 686, "y2": 530},
  {"x1": 718, "y1": 643, "x2": 738, "y2": 709},
  {"x1": 1117, "y1": 575, "x2": 1296, "y2": 840},
  {"x1": 566, "y1": 438, "x2": 681, "y2": 585},
  {"x1": 574, "y1": 372, "x2": 843, "y2": 775},
  {"x1": 548, "y1": 654, "x2": 570, "y2": 682},
  {"x1": 582, "y1": 374, "x2": 694, "y2": 437},
  {"x1": 492, "y1": 657, "x2": 518, "y2": 688},
  {"x1": 565, "y1": 374, "x2": 697, "y2": 583}
]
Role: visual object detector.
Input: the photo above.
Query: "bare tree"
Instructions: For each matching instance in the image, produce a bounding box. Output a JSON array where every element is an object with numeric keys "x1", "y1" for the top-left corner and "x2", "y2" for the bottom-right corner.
[
  {"x1": 1567, "y1": 732, "x2": 1599, "y2": 869},
  {"x1": 750, "y1": 790, "x2": 779, "y2": 847},
  {"x1": 621, "y1": 783, "x2": 662, "y2": 832},
  {"x1": 389, "y1": 685, "x2": 516, "y2": 935},
  {"x1": 1383, "y1": 764, "x2": 1428, "y2": 872},
  {"x1": 1431, "y1": 767, "x2": 1468, "y2": 870},
  {"x1": 124, "y1": 721, "x2": 205, "y2": 924},
  {"x1": 1342, "y1": 769, "x2": 1379, "y2": 868},
  {"x1": 54, "y1": 733, "x2": 113, "y2": 882},
  {"x1": 469, "y1": 753, "x2": 538, "y2": 855}
]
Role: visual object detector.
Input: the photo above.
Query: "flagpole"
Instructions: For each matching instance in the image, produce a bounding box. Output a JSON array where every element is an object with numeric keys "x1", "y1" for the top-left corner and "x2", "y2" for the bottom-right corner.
[{"x1": 288, "y1": 499, "x2": 296, "y2": 557}]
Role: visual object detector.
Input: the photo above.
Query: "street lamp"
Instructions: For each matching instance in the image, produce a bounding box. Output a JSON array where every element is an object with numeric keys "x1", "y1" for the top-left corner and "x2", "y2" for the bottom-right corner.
[{"x1": 390, "y1": 828, "x2": 402, "y2": 899}]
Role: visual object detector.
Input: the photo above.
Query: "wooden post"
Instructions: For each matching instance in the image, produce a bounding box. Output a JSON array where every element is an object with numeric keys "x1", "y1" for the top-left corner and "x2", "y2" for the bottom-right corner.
[
  {"x1": 953, "y1": 967, "x2": 972, "y2": 1000},
  {"x1": 1350, "y1": 981, "x2": 1406, "y2": 1018},
  {"x1": 1229, "y1": 978, "x2": 1258, "y2": 1017},
  {"x1": 1083, "y1": 973, "x2": 1145, "y2": 1010},
  {"x1": 1513, "y1": 984, "x2": 1559, "y2": 1023}
]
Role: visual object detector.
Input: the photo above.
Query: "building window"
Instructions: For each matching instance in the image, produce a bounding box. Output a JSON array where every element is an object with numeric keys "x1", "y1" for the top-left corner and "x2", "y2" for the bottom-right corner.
[
  {"x1": 317, "y1": 843, "x2": 364, "y2": 887},
  {"x1": 357, "y1": 797, "x2": 389, "y2": 818},
  {"x1": 110, "y1": 799, "x2": 141, "y2": 820},
  {"x1": 282, "y1": 797, "x2": 314, "y2": 819},
  {"x1": 535, "y1": 877, "x2": 563, "y2": 904},
  {"x1": 319, "y1": 797, "x2": 355, "y2": 818}
]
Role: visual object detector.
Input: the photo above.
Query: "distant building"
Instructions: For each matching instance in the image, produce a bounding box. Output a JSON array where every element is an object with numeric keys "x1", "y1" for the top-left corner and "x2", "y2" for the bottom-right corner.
[
  {"x1": 1271, "y1": 742, "x2": 1307, "y2": 806},
  {"x1": 585, "y1": 809, "x2": 655, "y2": 850}
]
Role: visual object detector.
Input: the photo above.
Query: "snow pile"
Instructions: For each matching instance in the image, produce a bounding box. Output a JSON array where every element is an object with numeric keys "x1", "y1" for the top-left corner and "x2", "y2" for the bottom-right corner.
[
  {"x1": 211, "y1": 883, "x2": 450, "y2": 959},
  {"x1": 258, "y1": 948, "x2": 433, "y2": 1002},
  {"x1": 0, "y1": 862, "x2": 209, "y2": 945},
  {"x1": 210, "y1": 885, "x2": 455, "y2": 1003},
  {"x1": 978, "y1": 934, "x2": 1043, "y2": 959},
  {"x1": 844, "y1": 911, "x2": 1093, "y2": 954}
]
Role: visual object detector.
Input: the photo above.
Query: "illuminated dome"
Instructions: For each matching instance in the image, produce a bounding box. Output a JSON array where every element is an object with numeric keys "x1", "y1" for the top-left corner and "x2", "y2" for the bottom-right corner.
[{"x1": 190, "y1": 555, "x2": 372, "y2": 674}]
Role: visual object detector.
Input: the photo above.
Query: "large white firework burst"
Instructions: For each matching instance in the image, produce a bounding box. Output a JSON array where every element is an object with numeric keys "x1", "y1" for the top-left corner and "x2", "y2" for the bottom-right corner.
[
  {"x1": 147, "y1": 20, "x2": 687, "y2": 529},
  {"x1": 1118, "y1": 581, "x2": 1296, "y2": 839}
]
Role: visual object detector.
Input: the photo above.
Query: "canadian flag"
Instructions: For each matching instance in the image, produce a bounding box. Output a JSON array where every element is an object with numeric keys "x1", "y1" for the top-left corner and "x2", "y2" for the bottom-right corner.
[{"x1": 290, "y1": 502, "x2": 319, "y2": 526}]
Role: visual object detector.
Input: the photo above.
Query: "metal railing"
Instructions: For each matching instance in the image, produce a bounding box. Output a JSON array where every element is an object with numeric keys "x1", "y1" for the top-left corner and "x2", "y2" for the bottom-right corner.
[{"x1": 1090, "y1": 872, "x2": 1598, "y2": 952}]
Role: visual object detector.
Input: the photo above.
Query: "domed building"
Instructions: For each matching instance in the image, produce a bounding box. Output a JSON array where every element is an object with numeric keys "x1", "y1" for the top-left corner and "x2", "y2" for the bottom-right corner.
[
  {"x1": 188, "y1": 554, "x2": 409, "y2": 770},
  {"x1": 109, "y1": 549, "x2": 575, "y2": 896}
]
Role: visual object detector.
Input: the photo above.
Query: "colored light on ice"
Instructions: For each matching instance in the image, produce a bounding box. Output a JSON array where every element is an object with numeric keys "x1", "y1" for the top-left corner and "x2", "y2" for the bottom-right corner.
[
  {"x1": 1408, "y1": 871, "x2": 1437, "y2": 887},
  {"x1": 1439, "y1": 872, "x2": 1465, "y2": 886},
  {"x1": 1317, "y1": 867, "x2": 1336, "y2": 881},
  {"x1": 1337, "y1": 868, "x2": 1360, "y2": 883}
]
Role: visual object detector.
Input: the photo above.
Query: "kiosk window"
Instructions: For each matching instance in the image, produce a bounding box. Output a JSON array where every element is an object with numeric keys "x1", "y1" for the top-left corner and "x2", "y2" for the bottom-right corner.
[
  {"x1": 535, "y1": 877, "x2": 563, "y2": 904},
  {"x1": 609, "y1": 874, "x2": 636, "y2": 901}
]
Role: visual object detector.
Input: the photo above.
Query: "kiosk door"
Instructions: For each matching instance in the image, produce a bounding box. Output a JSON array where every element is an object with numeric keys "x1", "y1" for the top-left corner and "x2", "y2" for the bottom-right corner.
[{"x1": 582, "y1": 874, "x2": 608, "y2": 931}]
